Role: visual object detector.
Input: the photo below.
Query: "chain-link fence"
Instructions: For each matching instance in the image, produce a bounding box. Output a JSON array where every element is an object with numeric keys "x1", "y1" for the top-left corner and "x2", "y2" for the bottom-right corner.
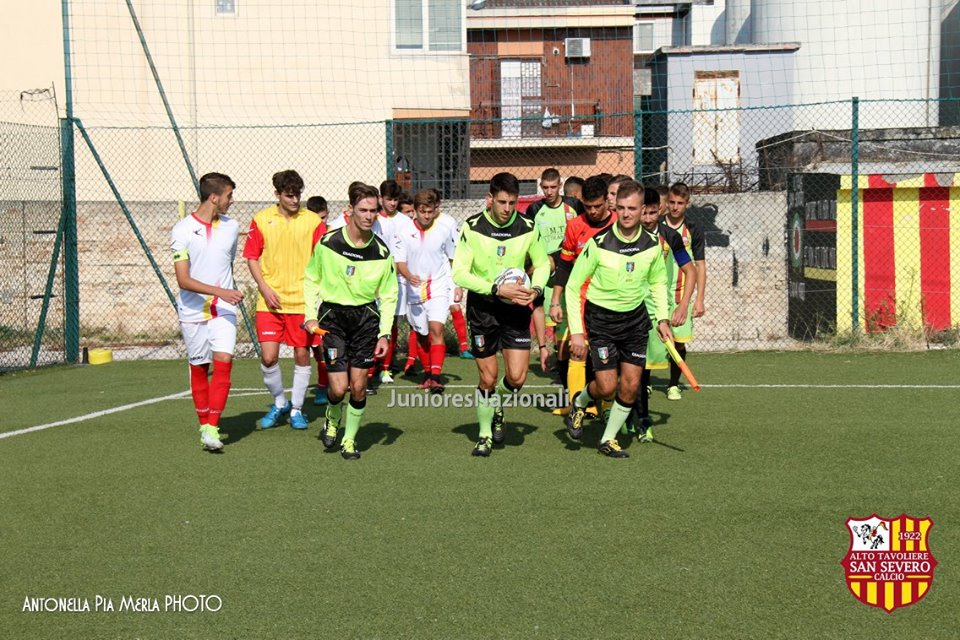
[
  {"x1": 0, "y1": 89, "x2": 64, "y2": 371},
  {"x1": 4, "y1": 97, "x2": 960, "y2": 369}
]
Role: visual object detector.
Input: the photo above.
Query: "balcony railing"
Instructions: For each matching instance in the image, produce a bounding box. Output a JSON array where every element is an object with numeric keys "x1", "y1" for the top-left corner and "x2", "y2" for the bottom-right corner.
[{"x1": 471, "y1": 99, "x2": 605, "y2": 141}]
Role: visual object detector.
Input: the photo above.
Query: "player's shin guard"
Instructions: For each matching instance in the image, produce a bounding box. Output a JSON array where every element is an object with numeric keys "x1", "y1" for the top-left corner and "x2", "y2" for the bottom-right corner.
[
  {"x1": 189, "y1": 363, "x2": 210, "y2": 425},
  {"x1": 343, "y1": 397, "x2": 366, "y2": 443},
  {"x1": 207, "y1": 360, "x2": 232, "y2": 427},
  {"x1": 291, "y1": 365, "x2": 312, "y2": 411},
  {"x1": 404, "y1": 330, "x2": 419, "y2": 370},
  {"x1": 451, "y1": 306, "x2": 468, "y2": 352},
  {"x1": 476, "y1": 387, "x2": 495, "y2": 439},
  {"x1": 429, "y1": 343, "x2": 445, "y2": 380},
  {"x1": 639, "y1": 368, "x2": 651, "y2": 418},
  {"x1": 418, "y1": 338, "x2": 432, "y2": 374},
  {"x1": 326, "y1": 394, "x2": 344, "y2": 429},
  {"x1": 260, "y1": 362, "x2": 286, "y2": 406},
  {"x1": 567, "y1": 358, "x2": 586, "y2": 406},
  {"x1": 316, "y1": 360, "x2": 328, "y2": 388},
  {"x1": 496, "y1": 376, "x2": 520, "y2": 402},
  {"x1": 601, "y1": 396, "x2": 633, "y2": 443},
  {"x1": 669, "y1": 344, "x2": 687, "y2": 387}
]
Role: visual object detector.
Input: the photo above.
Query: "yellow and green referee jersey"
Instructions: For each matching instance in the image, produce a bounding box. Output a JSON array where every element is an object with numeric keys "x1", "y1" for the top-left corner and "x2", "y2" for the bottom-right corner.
[
  {"x1": 564, "y1": 225, "x2": 669, "y2": 336},
  {"x1": 242, "y1": 205, "x2": 324, "y2": 314},
  {"x1": 452, "y1": 209, "x2": 550, "y2": 295},
  {"x1": 303, "y1": 227, "x2": 399, "y2": 337}
]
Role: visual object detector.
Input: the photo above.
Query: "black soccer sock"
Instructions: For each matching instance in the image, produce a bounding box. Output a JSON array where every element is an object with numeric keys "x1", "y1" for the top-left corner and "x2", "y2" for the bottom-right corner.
[
  {"x1": 639, "y1": 368, "x2": 651, "y2": 417},
  {"x1": 556, "y1": 358, "x2": 569, "y2": 387}
]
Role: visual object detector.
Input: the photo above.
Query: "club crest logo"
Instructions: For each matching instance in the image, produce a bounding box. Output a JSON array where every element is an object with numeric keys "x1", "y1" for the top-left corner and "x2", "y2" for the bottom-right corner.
[
  {"x1": 596, "y1": 346, "x2": 609, "y2": 363},
  {"x1": 345, "y1": 265, "x2": 356, "y2": 276},
  {"x1": 625, "y1": 261, "x2": 635, "y2": 273},
  {"x1": 841, "y1": 514, "x2": 937, "y2": 613},
  {"x1": 474, "y1": 335, "x2": 485, "y2": 349},
  {"x1": 326, "y1": 348, "x2": 338, "y2": 364},
  {"x1": 496, "y1": 246, "x2": 506, "y2": 257}
]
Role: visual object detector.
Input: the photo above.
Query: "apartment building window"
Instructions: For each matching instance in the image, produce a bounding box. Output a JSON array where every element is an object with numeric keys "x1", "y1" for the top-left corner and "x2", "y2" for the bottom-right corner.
[
  {"x1": 215, "y1": 0, "x2": 236, "y2": 16},
  {"x1": 396, "y1": 0, "x2": 463, "y2": 52},
  {"x1": 634, "y1": 22, "x2": 654, "y2": 54}
]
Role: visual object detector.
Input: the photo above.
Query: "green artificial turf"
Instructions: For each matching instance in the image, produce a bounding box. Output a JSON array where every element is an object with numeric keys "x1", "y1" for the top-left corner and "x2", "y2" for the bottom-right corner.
[{"x1": 1, "y1": 351, "x2": 958, "y2": 639}]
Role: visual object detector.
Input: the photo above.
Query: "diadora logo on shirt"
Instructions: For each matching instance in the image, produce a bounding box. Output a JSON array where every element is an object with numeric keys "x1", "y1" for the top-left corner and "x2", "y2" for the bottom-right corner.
[
  {"x1": 343, "y1": 251, "x2": 363, "y2": 260},
  {"x1": 345, "y1": 265, "x2": 356, "y2": 276},
  {"x1": 496, "y1": 246, "x2": 506, "y2": 257},
  {"x1": 490, "y1": 231, "x2": 511, "y2": 239},
  {"x1": 619, "y1": 246, "x2": 641, "y2": 255}
]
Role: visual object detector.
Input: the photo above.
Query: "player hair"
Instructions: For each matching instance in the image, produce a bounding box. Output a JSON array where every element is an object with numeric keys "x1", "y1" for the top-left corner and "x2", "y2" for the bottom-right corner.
[
  {"x1": 596, "y1": 172, "x2": 613, "y2": 186},
  {"x1": 564, "y1": 176, "x2": 584, "y2": 189},
  {"x1": 489, "y1": 172, "x2": 520, "y2": 197},
  {"x1": 669, "y1": 181, "x2": 691, "y2": 201},
  {"x1": 581, "y1": 176, "x2": 608, "y2": 201},
  {"x1": 429, "y1": 187, "x2": 442, "y2": 204},
  {"x1": 349, "y1": 182, "x2": 380, "y2": 207},
  {"x1": 272, "y1": 170, "x2": 304, "y2": 195},
  {"x1": 198, "y1": 172, "x2": 235, "y2": 202},
  {"x1": 609, "y1": 174, "x2": 633, "y2": 188},
  {"x1": 540, "y1": 167, "x2": 561, "y2": 182},
  {"x1": 656, "y1": 184, "x2": 669, "y2": 198},
  {"x1": 616, "y1": 180, "x2": 643, "y2": 201},
  {"x1": 413, "y1": 189, "x2": 439, "y2": 209},
  {"x1": 306, "y1": 195, "x2": 328, "y2": 213},
  {"x1": 643, "y1": 187, "x2": 661, "y2": 206},
  {"x1": 398, "y1": 191, "x2": 414, "y2": 208},
  {"x1": 379, "y1": 179, "x2": 402, "y2": 198}
]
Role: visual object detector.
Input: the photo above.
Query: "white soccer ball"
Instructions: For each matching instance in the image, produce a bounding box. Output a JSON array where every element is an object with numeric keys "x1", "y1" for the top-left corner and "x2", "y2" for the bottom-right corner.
[{"x1": 494, "y1": 267, "x2": 531, "y2": 304}]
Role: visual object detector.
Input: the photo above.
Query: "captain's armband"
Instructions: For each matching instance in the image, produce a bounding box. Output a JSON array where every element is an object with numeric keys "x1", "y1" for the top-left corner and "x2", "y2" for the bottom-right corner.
[{"x1": 172, "y1": 249, "x2": 189, "y2": 263}]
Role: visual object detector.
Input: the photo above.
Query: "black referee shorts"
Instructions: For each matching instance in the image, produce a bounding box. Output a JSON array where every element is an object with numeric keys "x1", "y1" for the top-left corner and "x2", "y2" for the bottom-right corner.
[
  {"x1": 317, "y1": 301, "x2": 380, "y2": 373},
  {"x1": 466, "y1": 292, "x2": 533, "y2": 358},
  {"x1": 584, "y1": 300, "x2": 651, "y2": 371}
]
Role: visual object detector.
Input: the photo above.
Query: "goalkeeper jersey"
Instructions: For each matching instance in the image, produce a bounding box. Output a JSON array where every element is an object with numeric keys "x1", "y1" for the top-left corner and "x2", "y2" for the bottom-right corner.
[
  {"x1": 564, "y1": 224, "x2": 668, "y2": 336},
  {"x1": 303, "y1": 227, "x2": 399, "y2": 337},
  {"x1": 452, "y1": 209, "x2": 550, "y2": 296},
  {"x1": 171, "y1": 213, "x2": 239, "y2": 323}
]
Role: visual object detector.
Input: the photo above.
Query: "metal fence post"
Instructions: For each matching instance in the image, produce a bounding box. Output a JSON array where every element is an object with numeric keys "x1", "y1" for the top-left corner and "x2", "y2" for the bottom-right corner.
[
  {"x1": 633, "y1": 107, "x2": 643, "y2": 181},
  {"x1": 61, "y1": 117, "x2": 80, "y2": 362},
  {"x1": 386, "y1": 120, "x2": 395, "y2": 180},
  {"x1": 850, "y1": 96, "x2": 860, "y2": 332}
]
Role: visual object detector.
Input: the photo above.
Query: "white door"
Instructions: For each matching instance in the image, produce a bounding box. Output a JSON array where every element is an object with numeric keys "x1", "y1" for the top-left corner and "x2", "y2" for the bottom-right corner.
[
  {"x1": 500, "y1": 60, "x2": 522, "y2": 138},
  {"x1": 692, "y1": 71, "x2": 740, "y2": 164}
]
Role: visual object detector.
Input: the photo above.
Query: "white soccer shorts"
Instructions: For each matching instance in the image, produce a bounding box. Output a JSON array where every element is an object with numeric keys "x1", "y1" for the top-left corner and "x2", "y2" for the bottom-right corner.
[
  {"x1": 181, "y1": 315, "x2": 237, "y2": 365},
  {"x1": 406, "y1": 292, "x2": 451, "y2": 336}
]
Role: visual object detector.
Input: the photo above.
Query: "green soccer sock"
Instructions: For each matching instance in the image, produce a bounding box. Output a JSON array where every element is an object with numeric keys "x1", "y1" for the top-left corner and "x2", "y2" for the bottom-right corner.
[
  {"x1": 343, "y1": 398, "x2": 366, "y2": 443},
  {"x1": 326, "y1": 396, "x2": 344, "y2": 429},
  {"x1": 574, "y1": 383, "x2": 594, "y2": 409},
  {"x1": 601, "y1": 397, "x2": 633, "y2": 443},
  {"x1": 496, "y1": 376, "x2": 519, "y2": 403},
  {"x1": 477, "y1": 388, "x2": 495, "y2": 439}
]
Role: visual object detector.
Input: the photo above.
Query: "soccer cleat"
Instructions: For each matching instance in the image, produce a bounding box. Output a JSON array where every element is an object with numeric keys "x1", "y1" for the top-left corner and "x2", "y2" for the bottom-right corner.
[
  {"x1": 320, "y1": 420, "x2": 340, "y2": 448},
  {"x1": 491, "y1": 406, "x2": 505, "y2": 444},
  {"x1": 259, "y1": 401, "x2": 292, "y2": 429},
  {"x1": 646, "y1": 385, "x2": 653, "y2": 398},
  {"x1": 290, "y1": 411, "x2": 309, "y2": 430},
  {"x1": 380, "y1": 370, "x2": 395, "y2": 384},
  {"x1": 429, "y1": 378, "x2": 445, "y2": 394},
  {"x1": 620, "y1": 413, "x2": 637, "y2": 436},
  {"x1": 459, "y1": 350, "x2": 475, "y2": 360},
  {"x1": 313, "y1": 387, "x2": 328, "y2": 406},
  {"x1": 340, "y1": 439, "x2": 360, "y2": 460},
  {"x1": 639, "y1": 425, "x2": 654, "y2": 444},
  {"x1": 564, "y1": 398, "x2": 587, "y2": 440},
  {"x1": 472, "y1": 436, "x2": 493, "y2": 457},
  {"x1": 666, "y1": 386, "x2": 682, "y2": 401},
  {"x1": 598, "y1": 439, "x2": 630, "y2": 458},
  {"x1": 199, "y1": 425, "x2": 224, "y2": 451}
]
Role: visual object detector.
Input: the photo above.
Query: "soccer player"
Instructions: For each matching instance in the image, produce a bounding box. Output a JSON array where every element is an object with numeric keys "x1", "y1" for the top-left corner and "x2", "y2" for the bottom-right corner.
[
  {"x1": 171, "y1": 172, "x2": 243, "y2": 452},
  {"x1": 430, "y1": 188, "x2": 472, "y2": 360},
  {"x1": 564, "y1": 180, "x2": 673, "y2": 458},
  {"x1": 398, "y1": 191, "x2": 415, "y2": 218},
  {"x1": 304, "y1": 183, "x2": 398, "y2": 460},
  {"x1": 563, "y1": 175, "x2": 584, "y2": 202},
  {"x1": 375, "y1": 179, "x2": 407, "y2": 384},
  {"x1": 452, "y1": 172, "x2": 550, "y2": 457},
  {"x1": 523, "y1": 168, "x2": 584, "y2": 372},
  {"x1": 628, "y1": 187, "x2": 696, "y2": 443},
  {"x1": 549, "y1": 175, "x2": 616, "y2": 412},
  {"x1": 606, "y1": 175, "x2": 633, "y2": 214},
  {"x1": 306, "y1": 195, "x2": 330, "y2": 405},
  {"x1": 393, "y1": 189, "x2": 459, "y2": 392},
  {"x1": 663, "y1": 182, "x2": 706, "y2": 401},
  {"x1": 243, "y1": 170, "x2": 325, "y2": 430}
]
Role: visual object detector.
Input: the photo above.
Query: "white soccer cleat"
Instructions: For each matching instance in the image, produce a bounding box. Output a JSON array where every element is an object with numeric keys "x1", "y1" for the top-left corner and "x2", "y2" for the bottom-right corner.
[{"x1": 200, "y1": 425, "x2": 224, "y2": 451}]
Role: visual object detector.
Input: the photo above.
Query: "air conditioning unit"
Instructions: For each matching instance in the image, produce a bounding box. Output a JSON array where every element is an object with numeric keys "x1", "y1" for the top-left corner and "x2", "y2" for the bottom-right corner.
[{"x1": 564, "y1": 37, "x2": 591, "y2": 59}]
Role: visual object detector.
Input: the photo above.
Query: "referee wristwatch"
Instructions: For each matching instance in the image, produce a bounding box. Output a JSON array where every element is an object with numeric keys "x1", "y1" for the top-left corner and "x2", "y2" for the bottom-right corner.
[{"x1": 532, "y1": 286, "x2": 543, "y2": 297}]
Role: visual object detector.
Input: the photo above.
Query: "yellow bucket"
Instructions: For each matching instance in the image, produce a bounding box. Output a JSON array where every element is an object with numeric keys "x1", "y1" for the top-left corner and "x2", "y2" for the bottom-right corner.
[{"x1": 87, "y1": 348, "x2": 113, "y2": 365}]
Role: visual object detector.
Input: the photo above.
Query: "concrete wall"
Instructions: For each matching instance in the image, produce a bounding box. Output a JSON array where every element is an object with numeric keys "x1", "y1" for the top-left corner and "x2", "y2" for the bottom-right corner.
[{"x1": 62, "y1": 192, "x2": 789, "y2": 352}]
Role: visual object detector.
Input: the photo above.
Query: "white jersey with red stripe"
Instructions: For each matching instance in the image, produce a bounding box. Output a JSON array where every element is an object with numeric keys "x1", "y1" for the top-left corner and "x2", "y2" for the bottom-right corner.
[
  {"x1": 171, "y1": 213, "x2": 239, "y2": 323},
  {"x1": 393, "y1": 216, "x2": 457, "y2": 304}
]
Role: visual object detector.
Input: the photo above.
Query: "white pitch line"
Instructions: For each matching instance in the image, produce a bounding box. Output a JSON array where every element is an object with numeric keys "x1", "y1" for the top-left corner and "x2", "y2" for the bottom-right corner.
[{"x1": 0, "y1": 390, "x2": 191, "y2": 441}]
